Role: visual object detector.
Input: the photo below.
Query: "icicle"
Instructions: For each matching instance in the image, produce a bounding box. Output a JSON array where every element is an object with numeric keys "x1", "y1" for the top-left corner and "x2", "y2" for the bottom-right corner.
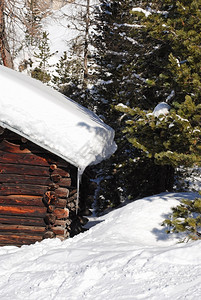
[{"x1": 76, "y1": 167, "x2": 83, "y2": 215}]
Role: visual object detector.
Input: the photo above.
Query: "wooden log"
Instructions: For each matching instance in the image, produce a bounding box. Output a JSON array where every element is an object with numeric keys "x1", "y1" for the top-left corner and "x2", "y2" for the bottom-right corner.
[
  {"x1": 44, "y1": 214, "x2": 56, "y2": 225},
  {"x1": 43, "y1": 195, "x2": 67, "y2": 208},
  {"x1": 0, "y1": 174, "x2": 71, "y2": 188},
  {"x1": 47, "y1": 205, "x2": 55, "y2": 213},
  {"x1": 67, "y1": 202, "x2": 76, "y2": 209},
  {"x1": 51, "y1": 226, "x2": 68, "y2": 237},
  {"x1": 43, "y1": 231, "x2": 55, "y2": 239},
  {"x1": 0, "y1": 140, "x2": 32, "y2": 153},
  {"x1": 0, "y1": 215, "x2": 45, "y2": 226},
  {"x1": 0, "y1": 195, "x2": 67, "y2": 208},
  {"x1": 0, "y1": 224, "x2": 46, "y2": 234},
  {"x1": 50, "y1": 173, "x2": 61, "y2": 183},
  {"x1": 43, "y1": 191, "x2": 58, "y2": 206},
  {"x1": 55, "y1": 177, "x2": 71, "y2": 187},
  {"x1": 0, "y1": 140, "x2": 69, "y2": 167},
  {"x1": 54, "y1": 208, "x2": 69, "y2": 219},
  {"x1": 0, "y1": 233, "x2": 43, "y2": 245},
  {"x1": 50, "y1": 174, "x2": 71, "y2": 187},
  {"x1": 0, "y1": 195, "x2": 43, "y2": 206},
  {"x1": 49, "y1": 164, "x2": 57, "y2": 170},
  {"x1": 56, "y1": 199, "x2": 67, "y2": 208},
  {"x1": 55, "y1": 219, "x2": 71, "y2": 226},
  {"x1": 51, "y1": 168, "x2": 70, "y2": 178},
  {"x1": 0, "y1": 163, "x2": 50, "y2": 176},
  {"x1": 67, "y1": 194, "x2": 77, "y2": 203},
  {"x1": 0, "y1": 150, "x2": 51, "y2": 166},
  {"x1": 0, "y1": 162, "x2": 70, "y2": 177},
  {"x1": 57, "y1": 187, "x2": 69, "y2": 198},
  {"x1": 0, "y1": 183, "x2": 48, "y2": 196},
  {"x1": 0, "y1": 205, "x2": 46, "y2": 217},
  {"x1": 69, "y1": 189, "x2": 77, "y2": 196},
  {"x1": 0, "y1": 174, "x2": 51, "y2": 185},
  {"x1": 48, "y1": 183, "x2": 59, "y2": 190},
  {"x1": 0, "y1": 183, "x2": 69, "y2": 198}
]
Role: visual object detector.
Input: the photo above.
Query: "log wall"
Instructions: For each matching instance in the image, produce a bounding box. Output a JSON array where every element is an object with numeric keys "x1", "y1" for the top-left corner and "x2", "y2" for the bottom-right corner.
[{"x1": 0, "y1": 128, "x2": 84, "y2": 246}]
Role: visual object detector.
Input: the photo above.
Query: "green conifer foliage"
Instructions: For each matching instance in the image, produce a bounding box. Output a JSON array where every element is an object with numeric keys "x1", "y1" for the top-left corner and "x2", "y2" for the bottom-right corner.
[
  {"x1": 116, "y1": 0, "x2": 201, "y2": 187},
  {"x1": 92, "y1": 0, "x2": 148, "y2": 212},
  {"x1": 93, "y1": 0, "x2": 139, "y2": 118},
  {"x1": 91, "y1": 0, "x2": 178, "y2": 213},
  {"x1": 162, "y1": 196, "x2": 201, "y2": 241},
  {"x1": 144, "y1": 0, "x2": 201, "y2": 104},
  {"x1": 31, "y1": 32, "x2": 56, "y2": 83},
  {"x1": 117, "y1": 96, "x2": 201, "y2": 168},
  {"x1": 52, "y1": 49, "x2": 85, "y2": 106}
]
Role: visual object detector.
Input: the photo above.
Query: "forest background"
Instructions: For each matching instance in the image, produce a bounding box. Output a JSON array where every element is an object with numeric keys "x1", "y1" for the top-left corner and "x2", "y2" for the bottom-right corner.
[{"x1": 0, "y1": 0, "x2": 201, "y2": 214}]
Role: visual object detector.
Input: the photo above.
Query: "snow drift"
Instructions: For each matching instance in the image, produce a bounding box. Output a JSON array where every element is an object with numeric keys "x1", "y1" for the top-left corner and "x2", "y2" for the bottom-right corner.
[{"x1": 0, "y1": 192, "x2": 201, "y2": 299}]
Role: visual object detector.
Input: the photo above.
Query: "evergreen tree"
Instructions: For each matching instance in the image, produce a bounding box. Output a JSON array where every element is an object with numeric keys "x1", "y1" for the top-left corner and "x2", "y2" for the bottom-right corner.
[
  {"x1": 31, "y1": 31, "x2": 56, "y2": 83},
  {"x1": 92, "y1": 0, "x2": 138, "y2": 118},
  {"x1": 90, "y1": 0, "x2": 201, "y2": 213},
  {"x1": 144, "y1": 0, "x2": 201, "y2": 105},
  {"x1": 162, "y1": 195, "x2": 201, "y2": 241},
  {"x1": 91, "y1": 0, "x2": 159, "y2": 212},
  {"x1": 52, "y1": 47, "x2": 85, "y2": 104},
  {"x1": 116, "y1": 0, "x2": 201, "y2": 199}
]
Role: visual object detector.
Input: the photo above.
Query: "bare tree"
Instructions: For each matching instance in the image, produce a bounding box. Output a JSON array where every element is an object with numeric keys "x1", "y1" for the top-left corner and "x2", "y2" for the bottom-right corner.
[
  {"x1": 83, "y1": 0, "x2": 90, "y2": 84},
  {"x1": 0, "y1": 0, "x2": 14, "y2": 68},
  {"x1": 0, "y1": 0, "x2": 52, "y2": 69}
]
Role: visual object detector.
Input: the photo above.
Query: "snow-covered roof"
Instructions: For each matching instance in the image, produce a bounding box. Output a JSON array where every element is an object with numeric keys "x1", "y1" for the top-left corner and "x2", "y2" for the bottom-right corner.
[{"x1": 0, "y1": 65, "x2": 117, "y2": 173}]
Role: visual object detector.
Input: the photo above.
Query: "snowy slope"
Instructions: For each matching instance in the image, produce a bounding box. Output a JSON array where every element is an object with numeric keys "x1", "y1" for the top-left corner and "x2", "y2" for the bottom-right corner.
[
  {"x1": 0, "y1": 65, "x2": 116, "y2": 172},
  {"x1": 0, "y1": 192, "x2": 201, "y2": 299}
]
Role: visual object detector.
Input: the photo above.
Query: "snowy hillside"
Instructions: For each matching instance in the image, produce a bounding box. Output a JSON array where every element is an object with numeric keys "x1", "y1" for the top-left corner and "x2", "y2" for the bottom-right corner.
[{"x1": 0, "y1": 192, "x2": 201, "y2": 299}]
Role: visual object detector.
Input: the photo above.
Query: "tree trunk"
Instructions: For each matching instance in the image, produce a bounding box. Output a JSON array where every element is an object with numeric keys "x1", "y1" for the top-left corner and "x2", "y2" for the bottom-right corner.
[
  {"x1": 83, "y1": 0, "x2": 90, "y2": 84},
  {"x1": 0, "y1": 0, "x2": 14, "y2": 69}
]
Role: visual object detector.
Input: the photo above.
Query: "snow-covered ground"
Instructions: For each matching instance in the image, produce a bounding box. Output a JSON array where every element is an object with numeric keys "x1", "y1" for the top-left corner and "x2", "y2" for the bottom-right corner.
[
  {"x1": 0, "y1": 192, "x2": 201, "y2": 299},
  {"x1": 2, "y1": 3, "x2": 201, "y2": 299}
]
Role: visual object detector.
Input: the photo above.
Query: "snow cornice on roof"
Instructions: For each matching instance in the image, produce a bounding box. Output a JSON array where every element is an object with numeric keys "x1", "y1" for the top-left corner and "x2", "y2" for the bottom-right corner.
[{"x1": 0, "y1": 65, "x2": 117, "y2": 173}]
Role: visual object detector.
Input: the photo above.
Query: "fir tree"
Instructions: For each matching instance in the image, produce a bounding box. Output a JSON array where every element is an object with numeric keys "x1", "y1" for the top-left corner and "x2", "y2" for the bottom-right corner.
[
  {"x1": 143, "y1": 0, "x2": 201, "y2": 105},
  {"x1": 162, "y1": 195, "x2": 201, "y2": 241},
  {"x1": 91, "y1": 0, "x2": 166, "y2": 212},
  {"x1": 52, "y1": 48, "x2": 84, "y2": 101},
  {"x1": 116, "y1": 0, "x2": 201, "y2": 200},
  {"x1": 92, "y1": 0, "x2": 201, "y2": 213},
  {"x1": 31, "y1": 31, "x2": 56, "y2": 83}
]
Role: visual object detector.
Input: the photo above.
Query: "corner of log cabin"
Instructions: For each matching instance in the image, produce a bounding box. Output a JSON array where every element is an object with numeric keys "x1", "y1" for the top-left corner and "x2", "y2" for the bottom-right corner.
[{"x1": 0, "y1": 129, "x2": 85, "y2": 247}]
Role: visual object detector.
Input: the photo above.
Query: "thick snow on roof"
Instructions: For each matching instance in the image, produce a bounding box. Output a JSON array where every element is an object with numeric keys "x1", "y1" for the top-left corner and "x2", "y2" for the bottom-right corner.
[{"x1": 0, "y1": 66, "x2": 117, "y2": 172}]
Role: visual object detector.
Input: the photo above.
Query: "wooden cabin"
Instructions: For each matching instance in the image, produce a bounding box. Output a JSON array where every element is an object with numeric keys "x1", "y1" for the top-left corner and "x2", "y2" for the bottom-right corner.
[
  {"x1": 0, "y1": 65, "x2": 116, "y2": 247},
  {"x1": 0, "y1": 127, "x2": 83, "y2": 246}
]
